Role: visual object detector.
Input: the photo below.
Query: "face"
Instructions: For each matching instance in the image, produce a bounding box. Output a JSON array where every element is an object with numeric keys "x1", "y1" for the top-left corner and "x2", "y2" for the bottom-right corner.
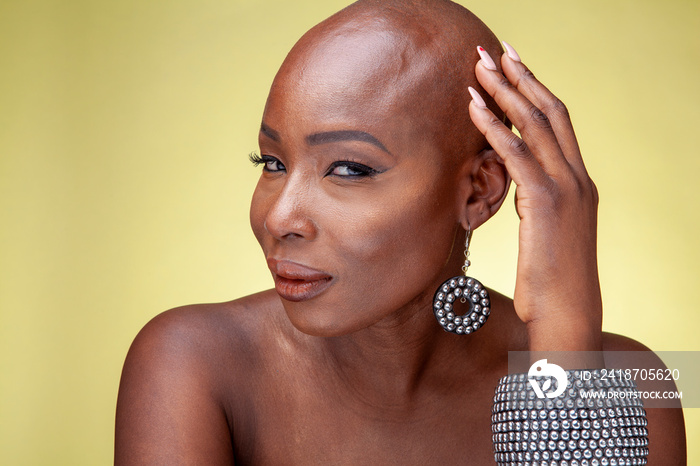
[{"x1": 249, "y1": 25, "x2": 479, "y2": 337}]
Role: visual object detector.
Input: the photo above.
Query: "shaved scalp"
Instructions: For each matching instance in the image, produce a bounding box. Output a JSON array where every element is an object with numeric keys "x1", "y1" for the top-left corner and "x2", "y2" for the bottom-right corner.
[{"x1": 269, "y1": 0, "x2": 504, "y2": 161}]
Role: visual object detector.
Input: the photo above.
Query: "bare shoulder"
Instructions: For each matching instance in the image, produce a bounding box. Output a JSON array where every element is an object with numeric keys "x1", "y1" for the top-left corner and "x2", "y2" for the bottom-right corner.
[
  {"x1": 601, "y1": 332, "x2": 687, "y2": 464},
  {"x1": 115, "y1": 290, "x2": 285, "y2": 465},
  {"x1": 119, "y1": 290, "x2": 286, "y2": 386},
  {"x1": 133, "y1": 290, "x2": 285, "y2": 354}
]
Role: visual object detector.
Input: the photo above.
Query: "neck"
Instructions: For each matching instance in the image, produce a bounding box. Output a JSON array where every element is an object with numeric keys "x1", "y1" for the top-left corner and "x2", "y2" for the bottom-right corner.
[{"x1": 319, "y1": 292, "x2": 491, "y2": 410}]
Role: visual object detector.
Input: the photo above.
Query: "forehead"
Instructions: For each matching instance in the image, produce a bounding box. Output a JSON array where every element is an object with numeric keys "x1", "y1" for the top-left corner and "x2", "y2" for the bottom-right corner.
[{"x1": 263, "y1": 22, "x2": 439, "y2": 136}]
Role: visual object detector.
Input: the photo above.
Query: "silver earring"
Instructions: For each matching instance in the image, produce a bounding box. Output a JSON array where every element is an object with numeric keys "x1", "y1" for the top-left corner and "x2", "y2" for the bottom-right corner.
[{"x1": 432, "y1": 224, "x2": 491, "y2": 335}]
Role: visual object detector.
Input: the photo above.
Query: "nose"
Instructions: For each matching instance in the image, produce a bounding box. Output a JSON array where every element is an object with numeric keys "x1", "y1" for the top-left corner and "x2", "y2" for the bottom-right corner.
[{"x1": 263, "y1": 174, "x2": 318, "y2": 241}]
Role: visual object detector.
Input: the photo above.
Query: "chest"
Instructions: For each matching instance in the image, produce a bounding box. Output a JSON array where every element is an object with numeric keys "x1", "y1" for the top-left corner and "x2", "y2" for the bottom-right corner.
[{"x1": 231, "y1": 374, "x2": 500, "y2": 465}]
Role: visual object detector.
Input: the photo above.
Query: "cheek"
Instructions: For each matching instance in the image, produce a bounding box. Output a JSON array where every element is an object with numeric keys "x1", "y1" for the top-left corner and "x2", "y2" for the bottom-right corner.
[
  {"x1": 249, "y1": 182, "x2": 268, "y2": 247},
  {"x1": 320, "y1": 176, "x2": 460, "y2": 328}
]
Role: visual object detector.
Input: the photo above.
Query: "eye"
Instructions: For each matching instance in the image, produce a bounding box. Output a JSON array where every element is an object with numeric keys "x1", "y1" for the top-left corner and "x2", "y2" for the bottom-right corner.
[
  {"x1": 326, "y1": 161, "x2": 379, "y2": 178},
  {"x1": 263, "y1": 157, "x2": 286, "y2": 172},
  {"x1": 249, "y1": 153, "x2": 286, "y2": 173}
]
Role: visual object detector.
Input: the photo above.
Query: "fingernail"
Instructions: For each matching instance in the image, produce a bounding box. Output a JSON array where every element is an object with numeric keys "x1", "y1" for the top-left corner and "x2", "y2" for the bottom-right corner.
[
  {"x1": 477, "y1": 46, "x2": 497, "y2": 71},
  {"x1": 502, "y1": 41, "x2": 521, "y2": 62},
  {"x1": 468, "y1": 86, "x2": 487, "y2": 109}
]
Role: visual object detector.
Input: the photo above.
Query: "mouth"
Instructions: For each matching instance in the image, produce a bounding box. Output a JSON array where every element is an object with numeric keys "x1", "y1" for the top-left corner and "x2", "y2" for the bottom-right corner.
[{"x1": 267, "y1": 258, "x2": 334, "y2": 302}]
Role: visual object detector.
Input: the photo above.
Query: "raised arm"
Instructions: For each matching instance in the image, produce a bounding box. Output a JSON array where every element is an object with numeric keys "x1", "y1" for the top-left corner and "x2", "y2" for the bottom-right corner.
[
  {"x1": 469, "y1": 43, "x2": 602, "y2": 356},
  {"x1": 469, "y1": 43, "x2": 686, "y2": 464}
]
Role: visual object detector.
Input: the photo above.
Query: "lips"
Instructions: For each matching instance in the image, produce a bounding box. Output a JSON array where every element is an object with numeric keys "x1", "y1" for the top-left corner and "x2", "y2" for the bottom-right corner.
[{"x1": 267, "y1": 258, "x2": 334, "y2": 302}]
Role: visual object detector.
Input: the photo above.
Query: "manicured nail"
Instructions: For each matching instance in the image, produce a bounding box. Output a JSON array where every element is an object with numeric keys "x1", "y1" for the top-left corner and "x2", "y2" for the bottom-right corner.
[
  {"x1": 468, "y1": 86, "x2": 487, "y2": 109},
  {"x1": 502, "y1": 41, "x2": 521, "y2": 62},
  {"x1": 477, "y1": 46, "x2": 497, "y2": 71}
]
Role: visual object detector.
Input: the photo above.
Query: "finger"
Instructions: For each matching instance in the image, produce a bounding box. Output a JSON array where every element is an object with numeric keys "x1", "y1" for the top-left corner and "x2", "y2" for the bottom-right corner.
[
  {"x1": 468, "y1": 86, "x2": 551, "y2": 192},
  {"x1": 475, "y1": 46, "x2": 570, "y2": 178},
  {"x1": 500, "y1": 42, "x2": 587, "y2": 175}
]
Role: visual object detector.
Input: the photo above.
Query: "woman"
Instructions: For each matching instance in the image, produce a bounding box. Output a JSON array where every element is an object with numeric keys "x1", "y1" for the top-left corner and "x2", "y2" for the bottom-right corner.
[{"x1": 115, "y1": 0, "x2": 686, "y2": 463}]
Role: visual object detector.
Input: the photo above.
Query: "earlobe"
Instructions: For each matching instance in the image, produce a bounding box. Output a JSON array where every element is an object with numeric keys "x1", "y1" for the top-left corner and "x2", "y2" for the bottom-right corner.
[{"x1": 459, "y1": 148, "x2": 511, "y2": 230}]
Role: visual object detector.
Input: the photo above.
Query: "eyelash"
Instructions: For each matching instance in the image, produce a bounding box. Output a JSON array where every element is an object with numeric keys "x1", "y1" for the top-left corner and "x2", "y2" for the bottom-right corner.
[
  {"x1": 249, "y1": 152, "x2": 379, "y2": 178},
  {"x1": 326, "y1": 160, "x2": 379, "y2": 177},
  {"x1": 249, "y1": 152, "x2": 285, "y2": 172},
  {"x1": 248, "y1": 152, "x2": 264, "y2": 165}
]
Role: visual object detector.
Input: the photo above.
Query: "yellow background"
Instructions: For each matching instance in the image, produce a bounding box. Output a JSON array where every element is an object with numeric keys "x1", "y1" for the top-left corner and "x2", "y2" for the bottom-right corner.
[{"x1": 1, "y1": 0, "x2": 698, "y2": 463}]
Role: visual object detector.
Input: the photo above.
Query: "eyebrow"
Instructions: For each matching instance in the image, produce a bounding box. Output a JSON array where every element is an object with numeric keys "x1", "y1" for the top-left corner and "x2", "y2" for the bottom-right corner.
[
  {"x1": 260, "y1": 123, "x2": 280, "y2": 142},
  {"x1": 260, "y1": 123, "x2": 390, "y2": 155},
  {"x1": 307, "y1": 130, "x2": 390, "y2": 154}
]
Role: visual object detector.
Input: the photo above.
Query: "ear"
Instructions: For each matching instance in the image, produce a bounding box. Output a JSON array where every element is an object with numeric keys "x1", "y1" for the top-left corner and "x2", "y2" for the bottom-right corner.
[{"x1": 458, "y1": 148, "x2": 511, "y2": 230}]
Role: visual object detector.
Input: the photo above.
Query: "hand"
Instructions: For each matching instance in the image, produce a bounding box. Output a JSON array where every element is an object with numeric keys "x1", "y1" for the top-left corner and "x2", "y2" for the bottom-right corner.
[{"x1": 468, "y1": 43, "x2": 603, "y2": 353}]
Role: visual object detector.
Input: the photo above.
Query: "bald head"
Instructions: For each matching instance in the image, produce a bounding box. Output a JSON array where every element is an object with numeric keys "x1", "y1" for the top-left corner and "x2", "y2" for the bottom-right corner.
[{"x1": 264, "y1": 0, "x2": 503, "y2": 162}]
